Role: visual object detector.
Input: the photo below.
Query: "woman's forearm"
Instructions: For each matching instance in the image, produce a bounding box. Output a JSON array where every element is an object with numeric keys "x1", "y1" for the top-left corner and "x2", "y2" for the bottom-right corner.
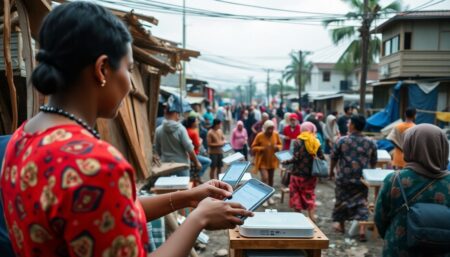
[
  {"x1": 138, "y1": 190, "x2": 193, "y2": 221},
  {"x1": 149, "y1": 213, "x2": 204, "y2": 257}
]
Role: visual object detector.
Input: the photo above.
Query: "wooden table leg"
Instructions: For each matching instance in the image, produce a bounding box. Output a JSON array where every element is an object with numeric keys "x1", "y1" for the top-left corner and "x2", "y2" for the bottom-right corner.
[{"x1": 308, "y1": 249, "x2": 322, "y2": 257}]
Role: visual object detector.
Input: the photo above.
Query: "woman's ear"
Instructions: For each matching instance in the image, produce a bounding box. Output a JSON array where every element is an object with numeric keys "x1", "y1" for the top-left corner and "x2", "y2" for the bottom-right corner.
[{"x1": 94, "y1": 54, "x2": 109, "y2": 86}]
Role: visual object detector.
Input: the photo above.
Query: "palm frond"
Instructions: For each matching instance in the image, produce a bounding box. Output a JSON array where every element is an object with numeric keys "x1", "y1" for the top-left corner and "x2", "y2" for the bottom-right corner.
[
  {"x1": 331, "y1": 26, "x2": 357, "y2": 44},
  {"x1": 381, "y1": 1, "x2": 402, "y2": 12}
]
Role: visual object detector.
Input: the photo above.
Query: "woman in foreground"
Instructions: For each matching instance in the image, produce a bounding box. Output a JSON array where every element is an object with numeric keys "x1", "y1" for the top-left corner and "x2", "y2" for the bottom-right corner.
[{"x1": 0, "y1": 2, "x2": 251, "y2": 257}]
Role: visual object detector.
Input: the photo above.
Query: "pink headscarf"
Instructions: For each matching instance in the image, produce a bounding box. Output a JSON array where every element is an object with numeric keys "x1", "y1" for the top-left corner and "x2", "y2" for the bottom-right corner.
[
  {"x1": 300, "y1": 121, "x2": 317, "y2": 133},
  {"x1": 236, "y1": 120, "x2": 244, "y2": 131}
]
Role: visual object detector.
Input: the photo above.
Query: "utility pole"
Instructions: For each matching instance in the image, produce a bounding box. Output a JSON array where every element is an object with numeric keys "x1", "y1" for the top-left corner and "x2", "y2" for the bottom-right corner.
[
  {"x1": 280, "y1": 79, "x2": 284, "y2": 105},
  {"x1": 359, "y1": 0, "x2": 379, "y2": 116},
  {"x1": 266, "y1": 69, "x2": 271, "y2": 107},
  {"x1": 297, "y1": 50, "x2": 303, "y2": 110},
  {"x1": 180, "y1": 0, "x2": 186, "y2": 111}
]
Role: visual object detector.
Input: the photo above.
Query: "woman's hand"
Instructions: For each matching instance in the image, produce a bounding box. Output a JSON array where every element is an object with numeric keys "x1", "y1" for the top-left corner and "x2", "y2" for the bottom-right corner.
[
  {"x1": 188, "y1": 180, "x2": 233, "y2": 207},
  {"x1": 189, "y1": 198, "x2": 253, "y2": 230}
]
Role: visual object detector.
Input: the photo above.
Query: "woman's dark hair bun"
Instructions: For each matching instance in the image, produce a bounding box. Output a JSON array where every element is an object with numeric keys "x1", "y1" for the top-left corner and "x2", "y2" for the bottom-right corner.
[
  {"x1": 31, "y1": 62, "x2": 65, "y2": 95},
  {"x1": 30, "y1": 1, "x2": 131, "y2": 96}
]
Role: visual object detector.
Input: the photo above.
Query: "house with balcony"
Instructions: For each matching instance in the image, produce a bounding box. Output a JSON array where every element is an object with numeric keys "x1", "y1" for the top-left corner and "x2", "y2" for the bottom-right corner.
[{"x1": 368, "y1": 10, "x2": 450, "y2": 129}]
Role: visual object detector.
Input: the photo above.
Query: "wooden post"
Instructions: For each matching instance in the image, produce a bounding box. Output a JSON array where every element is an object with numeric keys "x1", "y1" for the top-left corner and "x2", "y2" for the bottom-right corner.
[{"x1": 3, "y1": 0, "x2": 18, "y2": 133}]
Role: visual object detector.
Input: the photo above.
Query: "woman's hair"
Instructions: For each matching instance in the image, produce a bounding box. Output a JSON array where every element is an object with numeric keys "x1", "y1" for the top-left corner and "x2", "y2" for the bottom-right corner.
[
  {"x1": 183, "y1": 116, "x2": 197, "y2": 129},
  {"x1": 306, "y1": 116, "x2": 323, "y2": 135},
  {"x1": 31, "y1": 2, "x2": 132, "y2": 95}
]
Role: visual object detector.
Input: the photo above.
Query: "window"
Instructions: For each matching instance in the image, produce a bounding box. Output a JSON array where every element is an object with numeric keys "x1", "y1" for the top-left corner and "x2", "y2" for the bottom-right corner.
[
  {"x1": 383, "y1": 35, "x2": 400, "y2": 56},
  {"x1": 322, "y1": 71, "x2": 331, "y2": 82},
  {"x1": 440, "y1": 31, "x2": 450, "y2": 50},
  {"x1": 404, "y1": 32, "x2": 412, "y2": 50}
]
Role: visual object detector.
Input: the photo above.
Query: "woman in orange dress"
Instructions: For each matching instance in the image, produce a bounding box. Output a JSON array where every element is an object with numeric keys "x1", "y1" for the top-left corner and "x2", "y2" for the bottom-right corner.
[{"x1": 251, "y1": 120, "x2": 282, "y2": 205}]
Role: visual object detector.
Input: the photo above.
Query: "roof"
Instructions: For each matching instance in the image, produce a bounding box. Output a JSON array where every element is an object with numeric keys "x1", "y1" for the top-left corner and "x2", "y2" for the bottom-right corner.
[
  {"x1": 314, "y1": 63, "x2": 335, "y2": 70},
  {"x1": 374, "y1": 10, "x2": 450, "y2": 33}
]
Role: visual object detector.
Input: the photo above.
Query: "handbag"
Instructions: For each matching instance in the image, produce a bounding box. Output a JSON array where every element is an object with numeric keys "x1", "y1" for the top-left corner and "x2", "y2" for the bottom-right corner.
[
  {"x1": 311, "y1": 157, "x2": 328, "y2": 177},
  {"x1": 396, "y1": 173, "x2": 450, "y2": 253}
]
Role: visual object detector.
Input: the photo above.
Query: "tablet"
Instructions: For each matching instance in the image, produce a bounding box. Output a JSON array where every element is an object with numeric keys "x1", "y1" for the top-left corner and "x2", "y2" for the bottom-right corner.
[
  {"x1": 222, "y1": 143, "x2": 233, "y2": 153},
  {"x1": 223, "y1": 152, "x2": 245, "y2": 165},
  {"x1": 220, "y1": 161, "x2": 251, "y2": 188},
  {"x1": 225, "y1": 179, "x2": 275, "y2": 220},
  {"x1": 275, "y1": 150, "x2": 293, "y2": 162}
]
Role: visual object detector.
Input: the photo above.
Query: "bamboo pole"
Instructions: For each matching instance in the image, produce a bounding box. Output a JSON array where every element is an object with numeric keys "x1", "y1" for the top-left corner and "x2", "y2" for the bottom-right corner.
[{"x1": 3, "y1": 0, "x2": 18, "y2": 132}]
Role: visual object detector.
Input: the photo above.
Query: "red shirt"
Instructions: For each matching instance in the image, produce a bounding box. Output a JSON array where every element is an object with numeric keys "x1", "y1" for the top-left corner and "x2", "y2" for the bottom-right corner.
[
  {"x1": 283, "y1": 125, "x2": 301, "y2": 150},
  {"x1": 187, "y1": 128, "x2": 201, "y2": 155},
  {"x1": 0, "y1": 123, "x2": 149, "y2": 257}
]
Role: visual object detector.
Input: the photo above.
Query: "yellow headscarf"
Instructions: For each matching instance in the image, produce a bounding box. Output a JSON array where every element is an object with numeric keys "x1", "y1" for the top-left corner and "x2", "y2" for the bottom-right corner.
[{"x1": 297, "y1": 121, "x2": 320, "y2": 155}]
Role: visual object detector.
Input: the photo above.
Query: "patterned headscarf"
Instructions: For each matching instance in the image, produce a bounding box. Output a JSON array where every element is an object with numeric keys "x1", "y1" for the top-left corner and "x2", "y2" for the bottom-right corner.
[{"x1": 262, "y1": 120, "x2": 275, "y2": 133}]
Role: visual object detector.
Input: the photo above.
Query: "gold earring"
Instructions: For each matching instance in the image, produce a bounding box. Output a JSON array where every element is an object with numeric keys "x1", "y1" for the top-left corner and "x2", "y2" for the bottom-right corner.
[{"x1": 101, "y1": 80, "x2": 106, "y2": 87}]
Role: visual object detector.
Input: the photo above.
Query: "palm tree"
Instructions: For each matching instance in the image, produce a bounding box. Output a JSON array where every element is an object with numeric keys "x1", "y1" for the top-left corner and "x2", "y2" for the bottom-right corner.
[
  {"x1": 324, "y1": 0, "x2": 402, "y2": 65},
  {"x1": 283, "y1": 52, "x2": 312, "y2": 107}
]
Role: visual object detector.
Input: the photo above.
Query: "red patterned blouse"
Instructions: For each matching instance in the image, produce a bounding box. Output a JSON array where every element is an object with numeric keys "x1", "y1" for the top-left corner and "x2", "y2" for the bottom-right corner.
[{"x1": 0, "y1": 123, "x2": 149, "y2": 257}]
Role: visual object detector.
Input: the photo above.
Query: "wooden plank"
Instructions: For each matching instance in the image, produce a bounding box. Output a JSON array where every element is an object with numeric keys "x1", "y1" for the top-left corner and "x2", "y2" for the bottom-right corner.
[
  {"x1": 16, "y1": 0, "x2": 39, "y2": 118},
  {"x1": 23, "y1": 0, "x2": 51, "y2": 40},
  {"x1": 133, "y1": 45, "x2": 176, "y2": 74},
  {"x1": 130, "y1": 68, "x2": 153, "y2": 176},
  {"x1": 147, "y1": 73, "x2": 161, "y2": 141},
  {"x1": 96, "y1": 118, "x2": 112, "y2": 143},
  {"x1": 3, "y1": 0, "x2": 18, "y2": 133},
  {"x1": 117, "y1": 96, "x2": 150, "y2": 179}
]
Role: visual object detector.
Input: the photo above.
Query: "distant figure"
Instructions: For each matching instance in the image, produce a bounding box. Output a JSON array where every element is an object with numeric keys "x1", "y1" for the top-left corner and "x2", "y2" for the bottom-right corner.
[
  {"x1": 251, "y1": 120, "x2": 282, "y2": 206},
  {"x1": 203, "y1": 106, "x2": 214, "y2": 125},
  {"x1": 283, "y1": 113, "x2": 301, "y2": 150},
  {"x1": 324, "y1": 114, "x2": 339, "y2": 154},
  {"x1": 337, "y1": 106, "x2": 353, "y2": 136},
  {"x1": 330, "y1": 115, "x2": 377, "y2": 242},
  {"x1": 184, "y1": 116, "x2": 212, "y2": 179},
  {"x1": 231, "y1": 121, "x2": 248, "y2": 160},
  {"x1": 207, "y1": 119, "x2": 225, "y2": 179},
  {"x1": 223, "y1": 106, "x2": 233, "y2": 135},
  {"x1": 375, "y1": 124, "x2": 450, "y2": 256},
  {"x1": 278, "y1": 112, "x2": 291, "y2": 136},
  {"x1": 306, "y1": 116, "x2": 325, "y2": 152},
  {"x1": 295, "y1": 108, "x2": 304, "y2": 124},
  {"x1": 250, "y1": 113, "x2": 269, "y2": 146},
  {"x1": 387, "y1": 108, "x2": 416, "y2": 169},
  {"x1": 253, "y1": 105, "x2": 262, "y2": 122},
  {"x1": 284, "y1": 122, "x2": 324, "y2": 223}
]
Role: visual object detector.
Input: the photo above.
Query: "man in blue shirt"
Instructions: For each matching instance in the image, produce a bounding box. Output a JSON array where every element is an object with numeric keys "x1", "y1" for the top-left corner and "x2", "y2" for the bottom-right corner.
[{"x1": 0, "y1": 135, "x2": 15, "y2": 257}]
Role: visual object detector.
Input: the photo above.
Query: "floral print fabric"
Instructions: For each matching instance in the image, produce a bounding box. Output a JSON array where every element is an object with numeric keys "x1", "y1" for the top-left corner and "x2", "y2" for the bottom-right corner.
[{"x1": 0, "y1": 124, "x2": 149, "y2": 257}]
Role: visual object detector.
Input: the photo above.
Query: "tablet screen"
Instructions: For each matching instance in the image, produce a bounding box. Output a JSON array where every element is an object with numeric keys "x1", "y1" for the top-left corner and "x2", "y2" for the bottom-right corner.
[
  {"x1": 222, "y1": 143, "x2": 233, "y2": 153},
  {"x1": 226, "y1": 180, "x2": 273, "y2": 211},
  {"x1": 275, "y1": 151, "x2": 293, "y2": 162},
  {"x1": 222, "y1": 163, "x2": 248, "y2": 182}
]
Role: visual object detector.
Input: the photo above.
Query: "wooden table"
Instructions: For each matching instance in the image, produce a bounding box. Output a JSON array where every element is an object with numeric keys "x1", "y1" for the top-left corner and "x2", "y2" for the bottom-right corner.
[
  {"x1": 376, "y1": 150, "x2": 392, "y2": 168},
  {"x1": 228, "y1": 220, "x2": 329, "y2": 257}
]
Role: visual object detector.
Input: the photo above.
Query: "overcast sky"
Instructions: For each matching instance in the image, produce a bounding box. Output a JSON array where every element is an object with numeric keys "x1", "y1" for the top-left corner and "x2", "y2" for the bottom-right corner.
[{"x1": 95, "y1": 0, "x2": 450, "y2": 90}]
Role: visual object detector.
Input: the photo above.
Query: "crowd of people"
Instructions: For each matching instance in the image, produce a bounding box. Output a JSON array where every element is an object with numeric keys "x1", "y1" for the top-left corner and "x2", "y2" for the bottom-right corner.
[{"x1": 0, "y1": 2, "x2": 449, "y2": 257}]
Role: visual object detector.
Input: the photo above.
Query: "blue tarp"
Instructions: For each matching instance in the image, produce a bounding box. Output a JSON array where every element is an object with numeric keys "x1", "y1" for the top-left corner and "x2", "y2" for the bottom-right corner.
[
  {"x1": 408, "y1": 84, "x2": 438, "y2": 124},
  {"x1": 376, "y1": 139, "x2": 395, "y2": 152},
  {"x1": 366, "y1": 81, "x2": 402, "y2": 131}
]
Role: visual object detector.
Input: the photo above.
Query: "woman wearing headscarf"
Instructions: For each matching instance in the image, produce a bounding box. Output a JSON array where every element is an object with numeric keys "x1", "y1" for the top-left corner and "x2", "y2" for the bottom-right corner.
[
  {"x1": 231, "y1": 121, "x2": 248, "y2": 160},
  {"x1": 283, "y1": 122, "x2": 325, "y2": 223},
  {"x1": 252, "y1": 120, "x2": 282, "y2": 205},
  {"x1": 375, "y1": 124, "x2": 450, "y2": 256},
  {"x1": 324, "y1": 114, "x2": 339, "y2": 154}
]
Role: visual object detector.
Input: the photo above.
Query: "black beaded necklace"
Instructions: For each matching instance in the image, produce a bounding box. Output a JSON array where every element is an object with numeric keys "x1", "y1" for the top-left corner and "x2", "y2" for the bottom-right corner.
[{"x1": 39, "y1": 105, "x2": 100, "y2": 139}]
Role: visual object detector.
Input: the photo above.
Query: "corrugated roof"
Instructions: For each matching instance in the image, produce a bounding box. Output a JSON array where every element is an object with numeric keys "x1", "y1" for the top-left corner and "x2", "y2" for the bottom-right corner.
[
  {"x1": 374, "y1": 10, "x2": 450, "y2": 33},
  {"x1": 314, "y1": 63, "x2": 335, "y2": 70}
]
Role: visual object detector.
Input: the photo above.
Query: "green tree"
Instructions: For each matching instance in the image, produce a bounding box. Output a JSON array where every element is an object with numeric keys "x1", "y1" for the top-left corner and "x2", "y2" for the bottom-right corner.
[
  {"x1": 283, "y1": 51, "x2": 313, "y2": 91},
  {"x1": 247, "y1": 77, "x2": 257, "y2": 105},
  {"x1": 324, "y1": 0, "x2": 402, "y2": 65}
]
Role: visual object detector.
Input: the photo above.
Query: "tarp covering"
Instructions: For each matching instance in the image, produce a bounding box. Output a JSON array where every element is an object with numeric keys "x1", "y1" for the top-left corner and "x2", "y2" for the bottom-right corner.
[
  {"x1": 408, "y1": 84, "x2": 438, "y2": 124},
  {"x1": 366, "y1": 81, "x2": 402, "y2": 130}
]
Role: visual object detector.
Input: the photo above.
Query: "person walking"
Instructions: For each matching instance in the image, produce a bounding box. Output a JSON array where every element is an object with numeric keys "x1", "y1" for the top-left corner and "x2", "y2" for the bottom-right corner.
[
  {"x1": 337, "y1": 106, "x2": 353, "y2": 136},
  {"x1": 375, "y1": 124, "x2": 450, "y2": 256},
  {"x1": 251, "y1": 120, "x2": 282, "y2": 206},
  {"x1": 283, "y1": 113, "x2": 301, "y2": 150},
  {"x1": 283, "y1": 122, "x2": 325, "y2": 223},
  {"x1": 0, "y1": 3, "x2": 252, "y2": 257},
  {"x1": 329, "y1": 115, "x2": 377, "y2": 242},
  {"x1": 231, "y1": 121, "x2": 248, "y2": 160},
  {"x1": 324, "y1": 114, "x2": 339, "y2": 154},
  {"x1": 387, "y1": 107, "x2": 416, "y2": 169},
  {"x1": 207, "y1": 119, "x2": 226, "y2": 179}
]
